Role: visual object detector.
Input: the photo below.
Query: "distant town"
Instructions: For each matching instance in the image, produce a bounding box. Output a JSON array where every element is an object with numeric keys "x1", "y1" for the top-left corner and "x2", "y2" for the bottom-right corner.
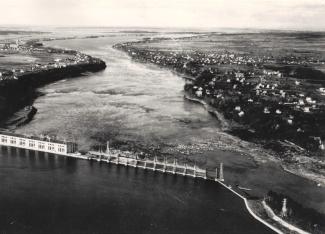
[{"x1": 0, "y1": 39, "x2": 104, "y2": 82}]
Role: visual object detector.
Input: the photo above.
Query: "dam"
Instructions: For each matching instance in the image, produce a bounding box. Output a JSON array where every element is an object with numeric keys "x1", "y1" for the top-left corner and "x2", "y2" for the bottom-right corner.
[
  {"x1": 0, "y1": 131, "x2": 224, "y2": 181},
  {"x1": 0, "y1": 131, "x2": 77, "y2": 155},
  {"x1": 0, "y1": 130, "x2": 281, "y2": 233}
]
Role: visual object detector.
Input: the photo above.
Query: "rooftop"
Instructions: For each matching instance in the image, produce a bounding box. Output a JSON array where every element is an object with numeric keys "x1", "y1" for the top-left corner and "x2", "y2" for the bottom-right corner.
[{"x1": 0, "y1": 131, "x2": 75, "y2": 145}]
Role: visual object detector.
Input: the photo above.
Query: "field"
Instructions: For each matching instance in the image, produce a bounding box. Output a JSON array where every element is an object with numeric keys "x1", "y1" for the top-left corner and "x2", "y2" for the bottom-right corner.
[
  {"x1": 136, "y1": 32, "x2": 325, "y2": 58},
  {"x1": 0, "y1": 49, "x2": 72, "y2": 71}
]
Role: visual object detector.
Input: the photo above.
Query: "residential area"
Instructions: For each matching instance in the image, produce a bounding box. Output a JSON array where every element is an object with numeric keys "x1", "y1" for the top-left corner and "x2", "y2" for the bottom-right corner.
[{"x1": 115, "y1": 33, "x2": 325, "y2": 155}]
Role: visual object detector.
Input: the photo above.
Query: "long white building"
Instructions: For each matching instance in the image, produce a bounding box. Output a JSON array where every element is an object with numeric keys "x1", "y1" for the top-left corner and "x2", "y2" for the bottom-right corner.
[{"x1": 0, "y1": 131, "x2": 77, "y2": 155}]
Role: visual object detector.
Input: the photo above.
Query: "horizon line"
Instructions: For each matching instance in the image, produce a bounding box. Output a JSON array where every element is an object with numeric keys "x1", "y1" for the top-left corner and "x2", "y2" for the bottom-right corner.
[{"x1": 1, "y1": 24, "x2": 325, "y2": 33}]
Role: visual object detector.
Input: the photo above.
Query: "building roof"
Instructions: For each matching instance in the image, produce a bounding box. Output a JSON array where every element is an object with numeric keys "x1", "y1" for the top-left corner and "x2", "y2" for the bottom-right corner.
[{"x1": 0, "y1": 131, "x2": 75, "y2": 145}]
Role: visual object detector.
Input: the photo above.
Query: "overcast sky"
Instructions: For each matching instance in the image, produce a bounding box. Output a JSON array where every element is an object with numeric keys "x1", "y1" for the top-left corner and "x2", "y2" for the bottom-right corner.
[{"x1": 1, "y1": 0, "x2": 325, "y2": 30}]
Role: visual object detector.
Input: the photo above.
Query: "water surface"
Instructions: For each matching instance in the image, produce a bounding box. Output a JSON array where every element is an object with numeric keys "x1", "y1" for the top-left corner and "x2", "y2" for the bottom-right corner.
[{"x1": 0, "y1": 147, "x2": 273, "y2": 234}]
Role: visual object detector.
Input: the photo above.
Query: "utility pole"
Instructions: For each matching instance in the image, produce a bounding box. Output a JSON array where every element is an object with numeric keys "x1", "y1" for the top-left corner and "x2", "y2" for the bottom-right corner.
[
  {"x1": 219, "y1": 163, "x2": 224, "y2": 181},
  {"x1": 281, "y1": 198, "x2": 288, "y2": 218}
]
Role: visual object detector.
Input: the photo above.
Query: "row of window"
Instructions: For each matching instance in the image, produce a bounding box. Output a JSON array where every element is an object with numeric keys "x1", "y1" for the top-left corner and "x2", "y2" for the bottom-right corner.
[{"x1": 0, "y1": 136, "x2": 66, "y2": 153}]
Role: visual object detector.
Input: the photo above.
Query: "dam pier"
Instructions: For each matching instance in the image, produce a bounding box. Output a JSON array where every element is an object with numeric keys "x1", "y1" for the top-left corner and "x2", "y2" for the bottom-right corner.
[
  {"x1": 86, "y1": 146, "x2": 225, "y2": 181},
  {"x1": 0, "y1": 131, "x2": 225, "y2": 181}
]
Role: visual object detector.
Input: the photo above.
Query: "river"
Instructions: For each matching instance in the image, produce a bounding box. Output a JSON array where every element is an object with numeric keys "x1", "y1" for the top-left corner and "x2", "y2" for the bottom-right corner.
[
  {"x1": 1, "y1": 144, "x2": 279, "y2": 234},
  {"x1": 0, "y1": 31, "x2": 324, "y2": 232}
]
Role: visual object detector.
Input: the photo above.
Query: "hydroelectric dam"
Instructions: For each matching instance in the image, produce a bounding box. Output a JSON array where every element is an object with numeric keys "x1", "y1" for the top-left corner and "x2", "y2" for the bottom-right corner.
[{"x1": 0, "y1": 131, "x2": 282, "y2": 234}]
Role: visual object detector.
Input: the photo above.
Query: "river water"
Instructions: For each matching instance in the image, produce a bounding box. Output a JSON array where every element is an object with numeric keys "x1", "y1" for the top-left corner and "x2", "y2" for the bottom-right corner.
[
  {"x1": 0, "y1": 31, "x2": 324, "y2": 232},
  {"x1": 0, "y1": 146, "x2": 274, "y2": 234},
  {"x1": 19, "y1": 35, "x2": 222, "y2": 156}
]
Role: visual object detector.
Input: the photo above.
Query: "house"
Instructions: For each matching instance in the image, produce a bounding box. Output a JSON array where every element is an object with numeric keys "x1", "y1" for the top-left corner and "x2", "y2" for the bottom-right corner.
[
  {"x1": 9, "y1": 43, "x2": 18, "y2": 49},
  {"x1": 264, "y1": 107, "x2": 270, "y2": 114},
  {"x1": 298, "y1": 99, "x2": 305, "y2": 105},
  {"x1": 195, "y1": 90, "x2": 202, "y2": 97},
  {"x1": 319, "y1": 88, "x2": 325, "y2": 95},
  {"x1": 238, "y1": 111, "x2": 245, "y2": 117}
]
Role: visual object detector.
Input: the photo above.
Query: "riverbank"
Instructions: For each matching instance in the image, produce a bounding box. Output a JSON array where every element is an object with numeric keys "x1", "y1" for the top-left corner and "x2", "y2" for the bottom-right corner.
[
  {"x1": 114, "y1": 39, "x2": 325, "y2": 175},
  {"x1": 113, "y1": 35, "x2": 325, "y2": 152},
  {"x1": 113, "y1": 34, "x2": 325, "y2": 183},
  {"x1": 113, "y1": 33, "x2": 325, "y2": 234},
  {"x1": 4, "y1": 105, "x2": 37, "y2": 129},
  {"x1": 184, "y1": 93, "x2": 325, "y2": 185},
  {"x1": 0, "y1": 40, "x2": 106, "y2": 126}
]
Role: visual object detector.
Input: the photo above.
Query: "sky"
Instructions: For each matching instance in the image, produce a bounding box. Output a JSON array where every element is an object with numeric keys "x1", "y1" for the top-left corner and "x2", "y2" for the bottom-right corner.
[{"x1": 1, "y1": 0, "x2": 325, "y2": 30}]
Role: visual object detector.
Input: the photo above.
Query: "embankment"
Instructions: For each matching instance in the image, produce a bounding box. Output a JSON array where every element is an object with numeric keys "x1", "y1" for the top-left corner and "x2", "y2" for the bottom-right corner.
[{"x1": 0, "y1": 59, "x2": 106, "y2": 126}]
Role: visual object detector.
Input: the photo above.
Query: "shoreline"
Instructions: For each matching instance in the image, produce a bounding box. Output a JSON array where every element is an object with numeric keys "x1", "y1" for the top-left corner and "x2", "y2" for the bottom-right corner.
[
  {"x1": 112, "y1": 36, "x2": 325, "y2": 184},
  {"x1": 0, "y1": 43, "x2": 106, "y2": 126},
  {"x1": 184, "y1": 93, "x2": 230, "y2": 130},
  {"x1": 184, "y1": 92, "x2": 325, "y2": 186},
  {"x1": 113, "y1": 35, "x2": 325, "y2": 153},
  {"x1": 112, "y1": 40, "x2": 325, "y2": 233}
]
